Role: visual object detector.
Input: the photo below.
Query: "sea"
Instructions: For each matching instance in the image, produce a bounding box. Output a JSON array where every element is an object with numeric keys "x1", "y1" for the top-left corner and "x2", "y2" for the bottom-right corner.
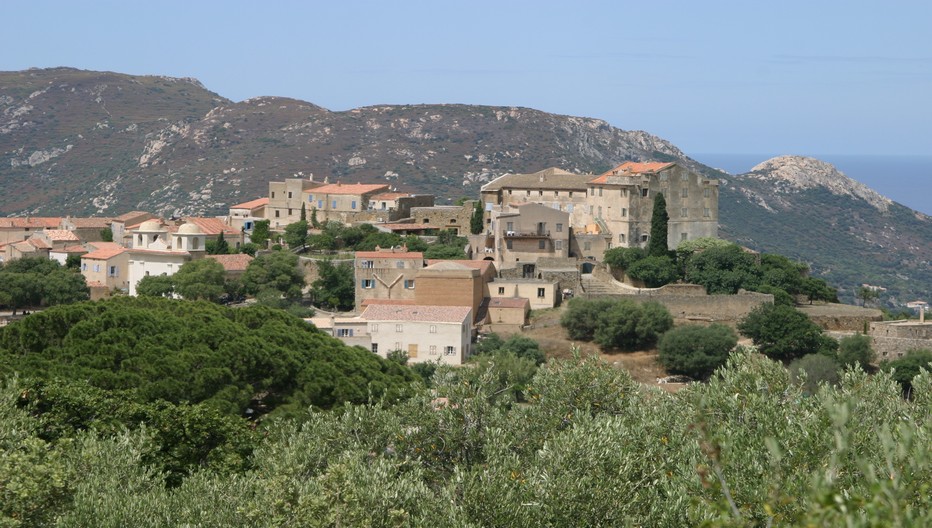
[{"x1": 690, "y1": 153, "x2": 932, "y2": 216}]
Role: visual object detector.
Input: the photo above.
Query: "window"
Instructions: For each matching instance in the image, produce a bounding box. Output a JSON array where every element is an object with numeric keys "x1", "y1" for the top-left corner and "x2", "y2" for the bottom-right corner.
[
  {"x1": 703, "y1": 208, "x2": 711, "y2": 217},
  {"x1": 508, "y1": 189, "x2": 512, "y2": 195},
  {"x1": 590, "y1": 188, "x2": 595, "y2": 196},
  {"x1": 555, "y1": 240, "x2": 563, "y2": 250},
  {"x1": 567, "y1": 204, "x2": 574, "y2": 212},
  {"x1": 641, "y1": 234, "x2": 649, "y2": 242},
  {"x1": 288, "y1": 191, "x2": 293, "y2": 199},
  {"x1": 538, "y1": 240, "x2": 546, "y2": 249},
  {"x1": 351, "y1": 200, "x2": 357, "y2": 209},
  {"x1": 396, "y1": 324, "x2": 403, "y2": 332},
  {"x1": 506, "y1": 221, "x2": 513, "y2": 231},
  {"x1": 423, "y1": 218, "x2": 430, "y2": 223},
  {"x1": 371, "y1": 343, "x2": 378, "y2": 354},
  {"x1": 506, "y1": 240, "x2": 513, "y2": 249},
  {"x1": 371, "y1": 324, "x2": 378, "y2": 332},
  {"x1": 405, "y1": 280, "x2": 415, "y2": 289},
  {"x1": 641, "y1": 189, "x2": 649, "y2": 197},
  {"x1": 555, "y1": 191, "x2": 559, "y2": 196},
  {"x1": 584, "y1": 241, "x2": 591, "y2": 250},
  {"x1": 317, "y1": 200, "x2": 323, "y2": 209},
  {"x1": 444, "y1": 346, "x2": 456, "y2": 356},
  {"x1": 288, "y1": 208, "x2": 293, "y2": 216},
  {"x1": 332, "y1": 200, "x2": 337, "y2": 209},
  {"x1": 361, "y1": 279, "x2": 375, "y2": 289},
  {"x1": 682, "y1": 172, "x2": 689, "y2": 181},
  {"x1": 429, "y1": 325, "x2": 437, "y2": 333},
  {"x1": 308, "y1": 195, "x2": 313, "y2": 202},
  {"x1": 337, "y1": 328, "x2": 354, "y2": 337},
  {"x1": 498, "y1": 286, "x2": 505, "y2": 294},
  {"x1": 537, "y1": 288, "x2": 545, "y2": 298},
  {"x1": 271, "y1": 192, "x2": 276, "y2": 199},
  {"x1": 108, "y1": 266, "x2": 117, "y2": 277},
  {"x1": 396, "y1": 261, "x2": 405, "y2": 268},
  {"x1": 681, "y1": 187, "x2": 688, "y2": 198},
  {"x1": 598, "y1": 187, "x2": 603, "y2": 197},
  {"x1": 588, "y1": 205, "x2": 594, "y2": 214},
  {"x1": 704, "y1": 187, "x2": 711, "y2": 198},
  {"x1": 681, "y1": 233, "x2": 688, "y2": 241},
  {"x1": 275, "y1": 210, "x2": 280, "y2": 218},
  {"x1": 429, "y1": 345, "x2": 438, "y2": 355},
  {"x1": 621, "y1": 207, "x2": 627, "y2": 217},
  {"x1": 556, "y1": 223, "x2": 563, "y2": 232},
  {"x1": 538, "y1": 190, "x2": 543, "y2": 196},
  {"x1": 681, "y1": 208, "x2": 688, "y2": 217},
  {"x1": 137, "y1": 234, "x2": 143, "y2": 246},
  {"x1": 619, "y1": 234, "x2": 625, "y2": 242},
  {"x1": 81, "y1": 262, "x2": 87, "y2": 271},
  {"x1": 569, "y1": 191, "x2": 573, "y2": 198},
  {"x1": 94, "y1": 264, "x2": 100, "y2": 272},
  {"x1": 360, "y1": 260, "x2": 374, "y2": 268},
  {"x1": 526, "y1": 190, "x2": 530, "y2": 196}
]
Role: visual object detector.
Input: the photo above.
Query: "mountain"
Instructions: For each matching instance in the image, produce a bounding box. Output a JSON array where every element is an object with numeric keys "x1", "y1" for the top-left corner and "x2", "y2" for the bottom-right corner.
[{"x1": 1, "y1": 68, "x2": 929, "y2": 304}]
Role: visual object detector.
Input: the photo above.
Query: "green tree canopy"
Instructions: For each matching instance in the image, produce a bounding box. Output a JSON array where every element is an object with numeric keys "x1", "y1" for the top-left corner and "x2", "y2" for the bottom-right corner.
[
  {"x1": 838, "y1": 333, "x2": 875, "y2": 369},
  {"x1": 0, "y1": 258, "x2": 88, "y2": 313},
  {"x1": 283, "y1": 220, "x2": 309, "y2": 249},
  {"x1": 738, "y1": 303, "x2": 831, "y2": 361},
  {"x1": 173, "y1": 258, "x2": 227, "y2": 302},
  {"x1": 206, "y1": 231, "x2": 230, "y2": 255},
  {"x1": 626, "y1": 255, "x2": 679, "y2": 287},
  {"x1": 686, "y1": 244, "x2": 762, "y2": 294},
  {"x1": 561, "y1": 298, "x2": 672, "y2": 351},
  {"x1": 249, "y1": 219, "x2": 271, "y2": 247},
  {"x1": 658, "y1": 324, "x2": 738, "y2": 379},
  {"x1": 242, "y1": 251, "x2": 305, "y2": 301},
  {"x1": 603, "y1": 246, "x2": 647, "y2": 271},
  {"x1": 136, "y1": 273, "x2": 175, "y2": 298},
  {"x1": 470, "y1": 200, "x2": 484, "y2": 234},
  {"x1": 310, "y1": 260, "x2": 354, "y2": 311},
  {"x1": 647, "y1": 192, "x2": 670, "y2": 257}
]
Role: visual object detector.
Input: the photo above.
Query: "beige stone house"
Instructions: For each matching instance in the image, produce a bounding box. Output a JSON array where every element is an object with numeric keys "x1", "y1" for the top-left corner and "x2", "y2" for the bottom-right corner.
[
  {"x1": 0, "y1": 217, "x2": 61, "y2": 245},
  {"x1": 489, "y1": 202, "x2": 570, "y2": 273},
  {"x1": 227, "y1": 197, "x2": 268, "y2": 235},
  {"x1": 303, "y1": 182, "x2": 391, "y2": 225},
  {"x1": 81, "y1": 246, "x2": 129, "y2": 298},
  {"x1": 110, "y1": 211, "x2": 156, "y2": 246},
  {"x1": 488, "y1": 278, "x2": 560, "y2": 310},
  {"x1": 362, "y1": 304, "x2": 473, "y2": 366},
  {"x1": 268, "y1": 178, "x2": 324, "y2": 228},
  {"x1": 60, "y1": 217, "x2": 112, "y2": 242},
  {"x1": 354, "y1": 247, "x2": 425, "y2": 310},
  {"x1": 483, "y1": 297, "x2": 531, "y2": 334}
]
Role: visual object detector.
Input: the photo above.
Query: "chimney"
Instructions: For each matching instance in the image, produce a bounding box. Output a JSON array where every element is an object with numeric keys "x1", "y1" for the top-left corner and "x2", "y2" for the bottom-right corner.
[
  {"x1": 539, "y1": 173, "x2": 545, "y2": 182},
  {"x1": 309, "y1": 172, "x2": 314, "y2": 182}
]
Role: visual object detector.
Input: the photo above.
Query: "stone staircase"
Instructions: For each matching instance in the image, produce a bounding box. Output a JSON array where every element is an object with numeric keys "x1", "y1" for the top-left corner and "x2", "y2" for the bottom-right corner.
[{"x1": 580, "y1": 273, "x2": 623, "y2": 296}]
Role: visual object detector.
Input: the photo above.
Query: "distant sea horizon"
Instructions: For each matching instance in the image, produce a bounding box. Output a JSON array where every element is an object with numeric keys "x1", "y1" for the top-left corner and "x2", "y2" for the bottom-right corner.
[{"x1": 690, "y1": 153, "x2": 931, "y2": 216}]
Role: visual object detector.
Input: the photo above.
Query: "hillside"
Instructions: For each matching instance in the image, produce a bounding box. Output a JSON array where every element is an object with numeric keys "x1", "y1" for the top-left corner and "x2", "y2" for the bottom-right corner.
[{"x1": 1, "y1": 68, "x2": 929, "y2": 303}]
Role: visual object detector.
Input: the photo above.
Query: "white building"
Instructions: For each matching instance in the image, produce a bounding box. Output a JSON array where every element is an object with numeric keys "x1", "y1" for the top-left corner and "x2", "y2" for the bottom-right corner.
[
  {"x1": 361, "y1": 304, "x2": 473, "y2": 366},
  {"x1": 126, "y1": 220, "x2": 206, "y2": 295}
]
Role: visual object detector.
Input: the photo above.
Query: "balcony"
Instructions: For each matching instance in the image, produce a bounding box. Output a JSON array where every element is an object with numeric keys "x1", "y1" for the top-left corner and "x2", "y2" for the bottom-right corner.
[{"x1": 503, "y1": 230, "x2": 551, "y2": 238}]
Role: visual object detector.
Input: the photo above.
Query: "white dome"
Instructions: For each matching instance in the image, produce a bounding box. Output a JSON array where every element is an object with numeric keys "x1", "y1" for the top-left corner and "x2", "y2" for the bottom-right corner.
[
  {"x1": 177, "y1": 222, "x2": 203, "y2": 234},
  {"x1": 138, "y1": 220, "x2": 164, "y2": 232}
]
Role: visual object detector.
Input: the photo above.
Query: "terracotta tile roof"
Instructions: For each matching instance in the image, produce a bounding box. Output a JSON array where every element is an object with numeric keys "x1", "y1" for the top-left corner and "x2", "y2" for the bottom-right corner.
[
  {"x1": 230, "y1": 197, "x2": 269, "y2": 209},
  {"x1": 355, "y1": 250, "x2": 424, "y2": 259},
  {"x1": 480, "y1": 168, "x2": 592, "y2": 192},
  {"x1": 588, "y1": 161, "x2": 675, "y2": 184},
  {"x1": 371, "y1": 192, "x2": 409, "y2": 201},
  {"x1": 43, "y1": 230, "x2": 81, "y2": 241},
  {"x1": 379, "y1": 223, "x2": 433, "y2": 231},
  {"x1": 27, "y1": 239, "x2": 51, "y2": 249},
  {"x1": 54, "y1": 245, "x2": 89, "y2": 253},
  {"x1": 427, "y1": 259, "x2": 494, "y2": 275},
  {"x1": 362, "y1": 304, "x2": 472, "y2": 323},
  {"x1": 113, "y1": 211, "x2": 154, "y2": 223},
  {"x1": 65, "y1": 217, "x2": 112, "y2": 228},
  {"x1": 86, "y1": 242, "x2": 124, "y2": 252},
  {"x1": 127, "y1": 248, "x2": 191, "y2": 257},
  {"x1": 0, "y1": 217, "x2": 61, "y2": 229},
  {"x1": 360, "y1": 298, "x2": 417, "y2": 307},
  {"x1": 307, "y1": 183, "x2": 390, "y2": 196},
  {"x1": 206, "y1": 253, "x2": 254, "y2": 272},
  {"x1": 82, "y1": 247, "x2": 127, "y2": 260},
  {"x1": 183, "y1": 217, "x2": 241, "y2": 236},
  {"x1": 488, "y1": 297, "x2": 530, "y2": 309},
  {"x1": 85, "y1": 280, "x2": 107, "y2": 288}
]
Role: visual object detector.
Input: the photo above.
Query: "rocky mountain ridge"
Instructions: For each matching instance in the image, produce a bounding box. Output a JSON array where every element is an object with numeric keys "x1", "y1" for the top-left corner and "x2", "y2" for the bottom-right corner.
[{"x1": 0, "y1": 68, "x2": 928, "y2": 303}]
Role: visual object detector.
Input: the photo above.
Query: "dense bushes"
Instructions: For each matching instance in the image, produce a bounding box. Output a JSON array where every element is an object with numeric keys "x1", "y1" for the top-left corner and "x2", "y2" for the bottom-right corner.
[
  {"x1": 1, "y1": 351, "x2": 928, "y2": 526},
  {"x1": 561, "y1": 298, "x2": 672, "y2": 351},
  {"x1": 882, "y1": 348, "x2": 932, "y2": 395},
  {"x1": 0, "y1": 257, "x2": 89, "y2": 313},
  {"x1": 0, "y1": 297, "x2": 417, "y2": 415},
  {"x1": 738, "y1": 303, "x2": 835, "y2": 361},
  {"x1": 658, "y1": 324, "x2": 738, "y2": 379}
]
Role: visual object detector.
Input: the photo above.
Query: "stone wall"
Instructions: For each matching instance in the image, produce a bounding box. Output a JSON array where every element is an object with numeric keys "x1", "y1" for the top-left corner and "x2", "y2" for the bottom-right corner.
[
  {"x1": 411, "y1": 204, "x2": 474, "y2": 235},
  {"x1": 869, "y1": 321, "x2": 932, "y2": 360},
  {"x1": 587, "y1": 290, "x2": 773, "y2": 323},
  {"x1": 299, "y1": 256, "x2": 354, "y2": 292}
]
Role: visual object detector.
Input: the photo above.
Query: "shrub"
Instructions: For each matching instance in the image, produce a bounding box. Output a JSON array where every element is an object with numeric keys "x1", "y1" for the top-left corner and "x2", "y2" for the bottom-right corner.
[
  {"x1": 603, "y1": 246, "x2": 646, "y2": 271},
  {"x1": 592, "y1": 300, "x2": 673, "y2": 351},
  {"x1": 658, "y1": 324, "x2": 738, "y2": 379},
  {"x1": 837, "y1": 333, "x2": 875, "y2": 369},
  {"x1": 882, "y1": 348, "x2": 932, "y2": 396},
  {"x1": 789, "y1": 354, "x2": 841, "y2": 394},
  {"x1": 738, "y1": 303, "x2": 827, "y2": 361},
  {"x1": 626, "y1": 255, "x2": 679, "y2": 287}
]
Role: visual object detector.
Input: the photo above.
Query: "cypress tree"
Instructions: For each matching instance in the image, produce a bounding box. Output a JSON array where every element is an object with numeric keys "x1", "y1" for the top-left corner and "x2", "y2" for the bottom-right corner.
[
  {"x1": 470, "y1": 200, "x2": 484, "y2": 234},
  {"x1": 647, "y1": 192, "x2": 669, "y2": 256},
  {"x1": 300, "y1": 202, "x2": 307, "y2": 222}
]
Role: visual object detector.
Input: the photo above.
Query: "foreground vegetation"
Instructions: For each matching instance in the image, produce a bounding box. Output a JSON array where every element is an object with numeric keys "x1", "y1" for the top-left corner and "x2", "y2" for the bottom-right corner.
[{"x1": 1, "y1": 349, "x2": 929, "y2": 527}]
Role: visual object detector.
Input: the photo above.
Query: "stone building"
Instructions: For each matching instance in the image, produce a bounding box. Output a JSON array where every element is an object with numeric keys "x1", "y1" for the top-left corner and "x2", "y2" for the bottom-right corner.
[
  {"x1": 354, "y1": 247, "x2": 425, "y2": 310},
  {"x1": 489, "y1": 202, "x2": 570, "y2": 272}
]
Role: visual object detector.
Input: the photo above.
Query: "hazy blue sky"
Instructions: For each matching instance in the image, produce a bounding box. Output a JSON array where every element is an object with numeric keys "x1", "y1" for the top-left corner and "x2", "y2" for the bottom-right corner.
[{"x1": 4, "y1": 0, "x2": 931, "y2": 157}]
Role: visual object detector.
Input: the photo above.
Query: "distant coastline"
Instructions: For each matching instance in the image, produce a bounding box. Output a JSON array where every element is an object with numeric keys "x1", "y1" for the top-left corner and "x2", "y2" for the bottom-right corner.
[{"x1": 692, "y1": 153, "x2": 932, "y2": 216}]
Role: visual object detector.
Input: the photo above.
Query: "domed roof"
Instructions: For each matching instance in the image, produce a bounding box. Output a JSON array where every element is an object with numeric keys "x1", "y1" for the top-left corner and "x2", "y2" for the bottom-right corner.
[
  {"x1": 177, "y1": 222, "x2": 204, "y2": 234},
  {"x1": 138, "y1": 220, "x2": 164, "y2": 232}
]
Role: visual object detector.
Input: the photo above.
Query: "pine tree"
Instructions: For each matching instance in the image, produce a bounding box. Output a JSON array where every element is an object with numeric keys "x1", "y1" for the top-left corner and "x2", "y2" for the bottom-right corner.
[{"x1": 647, "y1": 192, "x2": 669, "y2": 256}]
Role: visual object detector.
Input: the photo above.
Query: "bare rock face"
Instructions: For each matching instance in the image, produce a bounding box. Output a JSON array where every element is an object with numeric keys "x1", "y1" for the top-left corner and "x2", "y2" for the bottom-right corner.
[{"x1": 749, "y1": 155, "x2": 892, "y2": 212}]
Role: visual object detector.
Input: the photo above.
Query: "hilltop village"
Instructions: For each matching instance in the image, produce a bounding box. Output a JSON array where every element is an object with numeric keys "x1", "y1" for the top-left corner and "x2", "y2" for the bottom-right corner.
[{"x1": 1, "y1": 161, "x2": 926, "y2": 364}]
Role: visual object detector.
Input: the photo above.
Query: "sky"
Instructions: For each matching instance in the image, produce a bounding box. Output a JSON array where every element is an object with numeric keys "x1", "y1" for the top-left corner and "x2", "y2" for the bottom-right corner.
[{"x1": 3, "y1": 1, "x2": 932, "y2": 159}]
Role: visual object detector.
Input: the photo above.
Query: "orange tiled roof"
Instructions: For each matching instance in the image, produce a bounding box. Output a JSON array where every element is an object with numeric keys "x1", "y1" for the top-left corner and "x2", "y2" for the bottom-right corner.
[
  {"x1": 307, "y1": 183, "x2": 390, "y2": 196},
  {"x1": 362, "y1": 304, "x2": 472, "y2": 323},
  {"x1": 355, "y1": 250, "x2": 424, "y2": 259},
  {"x1": 54, "y1": 245, "x2": 89, "y2": 253},
  {"x1": 27, "y1": 239, "x2": 51, "y2": 249},
  {"x1": 183, "y1": 217, "x2": 241, "y2": 236},
  {"x1": 86, "y1": 241, "x2": 124, "y2": 252},
  {"x1": 371, "y1": 192, "x2": 409, "y2": 201},
  {"x1": 360, "y1": 298, "x2": 417, "y2": 307},
  {"x1": 230, "y1": 197, "x2": 269, "y2": 209},
  {"x1": 0, "y1": 217, "x2": 61, "y2": 229},
  {"x1": 206, "y1": 253, "x2": 254, "y2": 272},
  {"x1": 488, "y1": 297, "x2": 530, "y2": 309},
  {"x1": 589, "y1": 161, "x2": 675, "y2": 184},
  {"x1": 83, "y1": 247, "x2": 127, "y2": 260},
  {"x1": 43, "y1": 229, "x2": 81, "y2": 241}
]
